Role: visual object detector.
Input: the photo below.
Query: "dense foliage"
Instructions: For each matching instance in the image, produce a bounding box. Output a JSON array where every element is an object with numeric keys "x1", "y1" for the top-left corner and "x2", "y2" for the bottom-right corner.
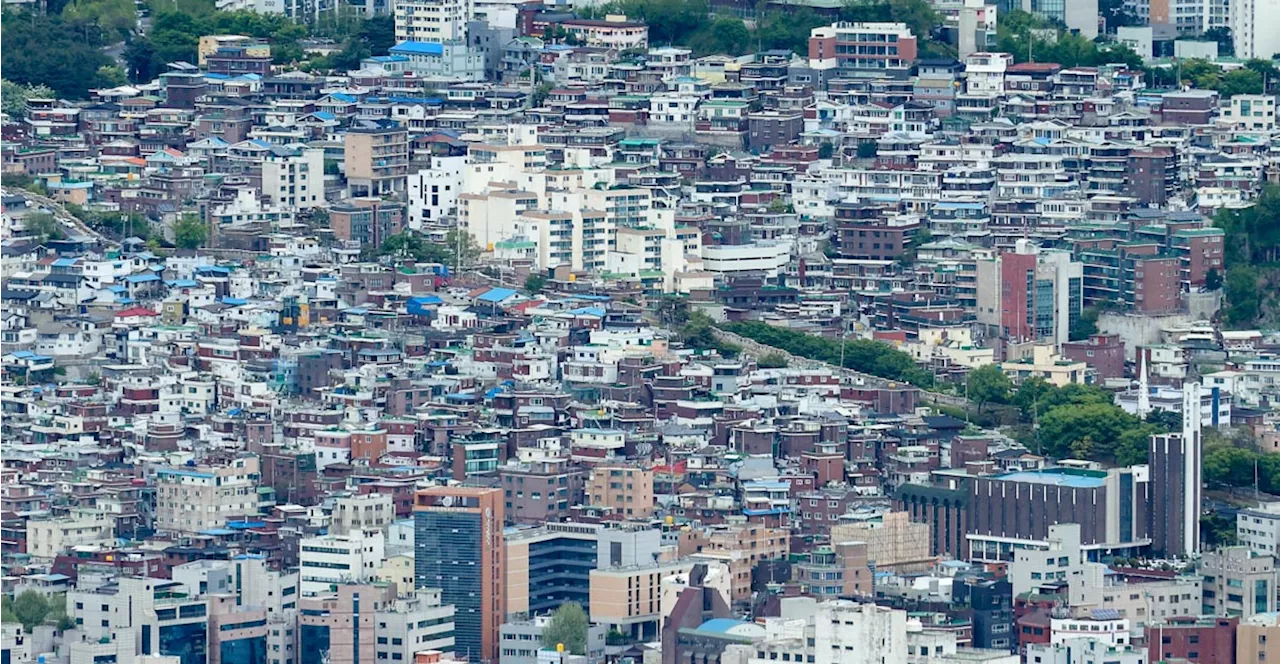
[
  {"x1": 367, "y1": 230, "x2": 481, "y2": 269},
  {"x1": 986, "y1": 379, "x2": 1171, "y2": 466},
  {"x1": 1213, "y1": 185, "x2": 1280, "y2": 328},
  {"x1": 995, "y1": 10, "x2": 1144, "y2": 70},
  {"x1": 541, "y1": 602, "x2": 589, "y2": 655},
  {"x1": 1, "y1": 11, "x2": 116, "y2": 99},
  {"x1": 721, "y1": 321, "x2": 935, "y2": 387},
  {"x1": 125, "y1": 5, "x2": 395, "y2": 81},
  {"x1": 679, "y1": 311, "x2": 742, "y2": 358},
  {"x1": 598, "y1": 0, "x2": 950, "y2": 57}
]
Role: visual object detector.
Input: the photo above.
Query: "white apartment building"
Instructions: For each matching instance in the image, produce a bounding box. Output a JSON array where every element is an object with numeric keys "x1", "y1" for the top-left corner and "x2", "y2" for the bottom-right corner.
[
  {"x1": 330, "y1": 492, "x2": 395, "y2": 536},
  {"x1": 69, "y1": 577, "x2": 210, "y2": 649},
  {"x1": 394, "y1": 0, "x2": 471, "y2": 43},
  {"x1": 1221, "y1": 94, "x2": 1277, "y2": 132},
  {"x1": 604, "y1": 218, "x2": 700, "y2": 291},
  {"x1": 964, "y1": 52, "x2": 1013, "y2": 96},
  {"x1": 376, "y1": 589, "x2": 457, "y2": 660},
  {"x1": 408, "y1": 155, "x2": 466, "y2": 228},
  {"x1": 1027, "y1": 638, "x2": 1145, "y2": 664},
  {"x1": 155, "y1": 456, "x2": 261, "y2": 533},
  {"x1": 1231, "y1": 0, "x2": 1280, "y2": 59},
  {"x1": 299, "y1": 529, "x2": 386, "y2": 596},
  {"x1": 700, "y1": 241, "x2": 792, "y2": 278},
  {"x1": 1050, "y1": 617, "x2": 1131, "y2": 646},
  {"x1": 758, "y1": 598, "x2": 909, "y2": 664},
  {"x1": 1239, "y1": 503, "x2": 1280, "y2": 556},
  {"x1": 26, "y1": 510, "x2": 115, "y2": 559},
  {"x1": 171, "y1": 555, "x2": 301, "y2": 614},
  {"x1": 262, "y1": 146, "x2": 325, "y2": 210},
  {"x1": 1008, "y1": 524, "x2": 1086, "y2": 598}
]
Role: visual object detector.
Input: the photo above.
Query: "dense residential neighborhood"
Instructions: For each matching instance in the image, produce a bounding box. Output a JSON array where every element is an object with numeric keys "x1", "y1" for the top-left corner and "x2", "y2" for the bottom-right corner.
[{"x1": 3, "y1": 0, "x2": 1280, "y2": 662}]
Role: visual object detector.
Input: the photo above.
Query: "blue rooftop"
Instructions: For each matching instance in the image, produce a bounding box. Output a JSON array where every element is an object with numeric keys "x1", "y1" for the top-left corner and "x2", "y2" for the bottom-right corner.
[
  {"x1": 125, "y1": 273, "x2": 161, "y2": 283},
  {"x1": 696, "y1": 619, "x2": 751, "y2": 635},
  {"x1": 476, "y1": 287, "x2": 517, "y2": 303},
  {"x1": 994, "y1": 469, "x2": 1106, "y2": 488},
  {"x1": 391, "y1": 41, "x2": 444, "y2": 56}
]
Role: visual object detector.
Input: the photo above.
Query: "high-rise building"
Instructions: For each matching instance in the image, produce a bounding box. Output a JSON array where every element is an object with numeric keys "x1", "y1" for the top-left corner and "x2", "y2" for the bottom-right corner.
[
  {"x1": 1231, "y1": 0, "x2": 1280, "y2": 59},
  {"x1": 1148, "y1": 382, "x2": 1203, "y2": 558},
  {"x1": 414, "y1": 486, "x2": 504, "y2": 663},
  {"x1": 976, "y1": 239, "x2": 1083, "y2": 347}
]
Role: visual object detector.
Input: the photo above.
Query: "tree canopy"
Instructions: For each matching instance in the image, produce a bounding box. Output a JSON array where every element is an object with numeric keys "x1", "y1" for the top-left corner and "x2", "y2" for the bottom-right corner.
[
  {"x1": 994, "y1": 10, "x2": 1144, "y2": 69},
  {"x1": 370, "y1": 230, "x2": 481, "y2": 270},
  {"x1": 1212, "y1": 185, "x2": 1280, "y2": 328},
  {"x1": 173, "y1": 215, "x2": 210, "y2": 250},
  {"x1": 541, "y1": 602, "x2": 590, "y2": 655},
  {"x1": 721, "y1": 321, "x2": 935, "y2": 387},
  {"x1": 1, "y1": 10, "x2": 115, "y2": 99},
  {"x1": 598, "y1": 0, "x2": 944, "y2": 56},
  {"x1": 966, "y1": 364, "x2": 1012, "y2": 414}
]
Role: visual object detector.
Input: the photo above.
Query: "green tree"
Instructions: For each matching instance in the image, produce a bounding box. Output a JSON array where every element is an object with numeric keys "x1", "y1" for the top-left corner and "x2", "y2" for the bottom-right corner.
[
  {"x1": 445, "y1": 228, "x2": 482, "y2": 269},
  {"x1": 1069, "y1": 307, "x2": 1099, "y2": 341},
  {"x1": 542, "y1": 602, "x2": 589, "y2": 655},
  {"x1": 173, "y1": 214, "x2": 209, "y2": 250},
  {"x1": 360, "y1": 15, "x2": 397, "y2": 53},
  {"x1": 92, "y1": 65, "x2": 129, "y2": 89},
  {"x1": 46, "y1": 595, "x2": 74, "y2": 632},
  {"x1": 24, "y1": 213, "x2": 65, "y2": 243},
  {"x1": 757, "y1": 353, "x2": 789, "y2": 369},
  {"x1": 1219, "y1": 68, "x2": 1264, "y2": 97},
  {"x1": 1223, "y1": 265, "x2": 1261, "y2": 328},
  {"x1": 966, "y1": 364, "x2": 1012, "y2": 414},
  {"x1": 1037, "y1": 402, "x2": 1143, "y2": 461},
  {"x1": 1202, "y1": 513, "x2": 1239, "y2": 547},
  {"x1": 530, "y1": 81, "x2": 553, "y2": 107},
  {"x1": 1244, "y1": 58, "x2": 1280, "y2": 89},
  {"x1": 1203, "y1": 26, "x2": 1233, "y2": 56},
  {"x1": 524, "y1": 273, "x2": 547, "y2": 294},
  {"x1": 1, "y1": 80, "x2": 56, "y2": 116},
  {"x1": 10, "y1": 590, "x2": 52, "y2": 632},
  {"x1": 1205, "y1": 267, "x2": 1223, "y2": 291},
  {"x1": 2, "y1": 12, "x2": 114, "y2": 99},
  {"x1": 689, "y1": 17, "x2": 751, "y2": 56},
  {"x1": 62, "y1": 0, "x2": 137, "y2": 40},
  {"x1": 887, "y1": 0, "x2": 940, "y2": 46},
  {"x1": 680, "y1": 311, "x2": 740, "y2": 357}
]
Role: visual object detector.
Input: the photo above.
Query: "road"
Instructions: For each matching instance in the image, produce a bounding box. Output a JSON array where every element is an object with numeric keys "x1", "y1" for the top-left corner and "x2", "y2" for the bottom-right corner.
[{"x1": 5, "y1": 188, "x2": 118, "y2": 248}]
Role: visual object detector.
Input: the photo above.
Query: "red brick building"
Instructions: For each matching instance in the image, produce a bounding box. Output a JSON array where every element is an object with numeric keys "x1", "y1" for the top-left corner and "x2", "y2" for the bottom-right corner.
[{"x1": 1147, "y1": 616, "x2": 1238, "y2": 664}]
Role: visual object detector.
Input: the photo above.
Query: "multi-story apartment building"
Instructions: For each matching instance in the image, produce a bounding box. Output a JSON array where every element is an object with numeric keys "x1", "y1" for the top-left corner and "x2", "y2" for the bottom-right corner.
[
  {"x1": 155, "y1": 456, "x2": 261, "y2": 533},
  {"x1": 344, "y1": 121, "x2": 409, "y2": 197},
  {"x1": 807, "y1": 22, "x2": 919, "y2": 80},
  {"x1": 299, "y1": 530, "x2": 387, "y2": 596}
]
